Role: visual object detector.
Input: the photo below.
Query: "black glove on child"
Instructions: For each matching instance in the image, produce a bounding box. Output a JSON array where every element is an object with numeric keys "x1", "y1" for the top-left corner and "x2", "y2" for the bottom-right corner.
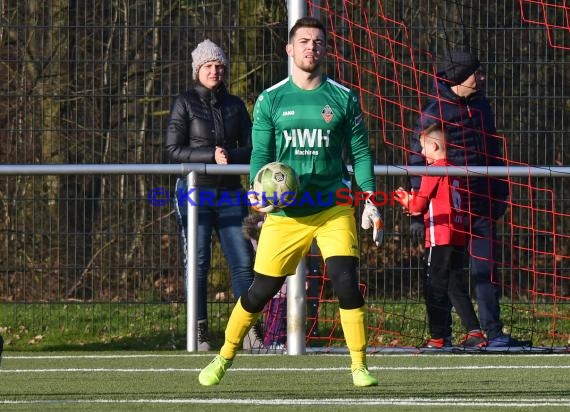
[{"x1": 409, "y1": 215, "x2": 425, "y2": 245}]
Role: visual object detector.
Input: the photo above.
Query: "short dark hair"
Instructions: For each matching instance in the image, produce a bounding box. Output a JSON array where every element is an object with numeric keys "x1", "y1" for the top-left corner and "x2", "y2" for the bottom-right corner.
[{"x1": 289, "y1": 16, "x2": 326, "y2": 42}]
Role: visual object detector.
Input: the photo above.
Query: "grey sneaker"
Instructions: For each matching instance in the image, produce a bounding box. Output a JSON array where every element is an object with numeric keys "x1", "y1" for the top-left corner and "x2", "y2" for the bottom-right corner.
[
  {"x1": 197, "y1": 320, "x2": 211, "y2": 352},
  {"x1": 242, "y1": 320, "x2": 264, "y2": 351}
]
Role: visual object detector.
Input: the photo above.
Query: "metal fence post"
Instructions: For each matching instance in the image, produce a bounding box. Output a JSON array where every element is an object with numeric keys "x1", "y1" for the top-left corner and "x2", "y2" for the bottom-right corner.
[
  {"x1": 285, "y1": 0, "x2": 308, "y2": 356},
  {"x1": 186, "y1": 170, "x2": 199, "y2": 352}
]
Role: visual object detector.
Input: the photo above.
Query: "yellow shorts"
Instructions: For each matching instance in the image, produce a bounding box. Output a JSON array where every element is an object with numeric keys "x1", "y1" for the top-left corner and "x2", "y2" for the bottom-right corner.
[{"x1": 254, "y1": 205, "x2": 359, "y2": 276}]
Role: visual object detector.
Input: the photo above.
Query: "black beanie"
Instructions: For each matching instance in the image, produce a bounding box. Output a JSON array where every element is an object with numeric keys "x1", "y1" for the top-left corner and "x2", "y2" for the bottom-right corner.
[{"x1": 439, "y1": 50, "x2": 481, "y2": 85}]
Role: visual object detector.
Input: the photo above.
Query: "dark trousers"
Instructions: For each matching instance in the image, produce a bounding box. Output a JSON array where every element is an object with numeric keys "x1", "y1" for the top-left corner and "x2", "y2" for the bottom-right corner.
[
  {"x1": 468, "y1": 215, "x2": 504, "y2": 339},
  {"x1": 423, "y1": 245, "x2": 480, "y2": 339}
]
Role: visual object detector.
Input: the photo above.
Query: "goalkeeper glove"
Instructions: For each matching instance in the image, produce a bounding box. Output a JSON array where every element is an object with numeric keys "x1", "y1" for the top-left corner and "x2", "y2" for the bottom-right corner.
[
  {"x1": 361, "y1": 194, "x2": 384, "y2": 247},
  {"x1": 247, "y1": 190, "x2": 276, "y2": 213}
]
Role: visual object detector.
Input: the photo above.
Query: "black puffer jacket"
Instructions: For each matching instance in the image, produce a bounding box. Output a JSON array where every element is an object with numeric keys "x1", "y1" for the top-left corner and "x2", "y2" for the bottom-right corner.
[
  {"x1": 165, "y1": 83, "x2": 252, "y2": 188},
  {"x1": 408, "y1": 77, "x2": 509, "y2": 218}
]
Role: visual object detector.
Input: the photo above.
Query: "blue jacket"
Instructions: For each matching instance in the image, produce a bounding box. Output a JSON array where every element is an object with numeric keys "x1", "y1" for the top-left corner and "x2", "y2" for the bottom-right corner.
[{"x1": 408, "y1": 78, "x2": 509, "y2": 218}]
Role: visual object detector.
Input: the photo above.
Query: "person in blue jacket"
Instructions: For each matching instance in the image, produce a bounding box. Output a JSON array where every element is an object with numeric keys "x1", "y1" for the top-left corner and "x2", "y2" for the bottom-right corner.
[{"x1": 408, "y1": 49, "x2": 530, "y2": 348}]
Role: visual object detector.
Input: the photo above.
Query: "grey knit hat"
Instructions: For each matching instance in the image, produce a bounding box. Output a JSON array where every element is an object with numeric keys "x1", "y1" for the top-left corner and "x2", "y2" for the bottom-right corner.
[{"x1": 191, "y1": 39, "x2": 228, "y2": 80}]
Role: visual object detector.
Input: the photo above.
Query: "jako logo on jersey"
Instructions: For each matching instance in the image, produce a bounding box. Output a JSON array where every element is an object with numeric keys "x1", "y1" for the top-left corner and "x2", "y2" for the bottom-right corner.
[
  {"x1": 321, "y1": 105, "x2": 334, "y2": 123},
  {"x1": 282, "y1": 110, "x2": 295, "y2": 116},
  {"x1": 283, "y1": 129, "x2": 330, "y2": 148}
]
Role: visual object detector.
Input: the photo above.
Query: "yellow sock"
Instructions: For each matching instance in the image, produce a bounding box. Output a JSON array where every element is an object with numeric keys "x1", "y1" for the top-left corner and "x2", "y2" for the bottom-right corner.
[
  {"x1": 220, "y1": 298, "x2": 261, "y2": 360},
  {"x1": 339, "y1": 306, "x2": 367, "y2": 370}
]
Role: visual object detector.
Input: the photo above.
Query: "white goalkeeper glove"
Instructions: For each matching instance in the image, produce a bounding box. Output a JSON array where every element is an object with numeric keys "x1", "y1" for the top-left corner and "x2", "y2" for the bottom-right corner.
[
  {"x1": 361, "y1": 194, "x2": 384, "y2": 247},
  {"x1": 247, "y1": 190, "x2": 276, "y2": 213}
]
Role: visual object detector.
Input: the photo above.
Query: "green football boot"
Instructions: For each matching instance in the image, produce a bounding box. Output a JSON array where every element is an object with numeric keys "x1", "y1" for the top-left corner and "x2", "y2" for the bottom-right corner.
[
  {"x1": 352, "y1": 365, "x2": 378, "y2": 387},
  {"x1": 198, "y1": 355, "x2": 232, "y2": 386}
]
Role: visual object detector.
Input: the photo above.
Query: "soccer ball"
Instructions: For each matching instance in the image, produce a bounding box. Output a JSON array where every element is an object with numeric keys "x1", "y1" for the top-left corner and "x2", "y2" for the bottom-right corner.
[{"x1": 252, "y1": 162, "x2": 299, "y2": 209}]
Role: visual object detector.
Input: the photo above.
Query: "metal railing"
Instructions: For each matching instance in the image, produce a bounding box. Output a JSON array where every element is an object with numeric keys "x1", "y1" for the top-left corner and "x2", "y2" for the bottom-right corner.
[{"x1": 1, "y1": 163, "x2": 567, "y2": 351}]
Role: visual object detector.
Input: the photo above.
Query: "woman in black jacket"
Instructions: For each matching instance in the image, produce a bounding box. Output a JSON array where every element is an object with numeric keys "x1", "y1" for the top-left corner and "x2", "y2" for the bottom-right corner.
[{"x1": 165, "y1": 39, "x2": 254, "y2": 351}]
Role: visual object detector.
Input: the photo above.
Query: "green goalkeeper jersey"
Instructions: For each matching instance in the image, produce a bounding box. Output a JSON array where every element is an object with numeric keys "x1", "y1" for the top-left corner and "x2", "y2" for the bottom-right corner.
[{"x1": 251, "y1": 75, "x2": 376, "y2": 217}]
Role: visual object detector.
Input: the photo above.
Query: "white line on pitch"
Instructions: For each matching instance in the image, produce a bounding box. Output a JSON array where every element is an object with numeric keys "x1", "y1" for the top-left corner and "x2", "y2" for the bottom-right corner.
[
  {"x1": 3, "y1": 354, "x2": 199, "y2": 359},
  {"x1": 2, "y1": 365, "x2": 570, "y2": 373},
  {"x1": 1, "y1": 398, "x2": 570, "y2": 406},
  {"x1": 4, "y1": 352, "x2": 570, "y2": 360}
]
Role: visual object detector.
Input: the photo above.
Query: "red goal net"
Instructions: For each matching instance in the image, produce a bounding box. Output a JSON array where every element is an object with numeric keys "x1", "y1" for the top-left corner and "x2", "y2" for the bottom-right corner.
[{"x1": 256, "y1": 0, "x2": 569, "y2": 352}]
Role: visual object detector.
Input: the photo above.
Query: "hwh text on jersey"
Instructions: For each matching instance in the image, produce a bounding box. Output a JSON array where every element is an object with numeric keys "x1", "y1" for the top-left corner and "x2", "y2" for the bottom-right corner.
[{"x1": 283, "y1": 129, "x2": 330, "y2": 149}]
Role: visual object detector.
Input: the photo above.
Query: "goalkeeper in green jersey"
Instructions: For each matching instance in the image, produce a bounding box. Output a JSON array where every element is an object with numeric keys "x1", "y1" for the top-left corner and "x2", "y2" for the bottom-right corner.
[{"x1": 199, "y1": 16, "x2": 383, "y2": 387}]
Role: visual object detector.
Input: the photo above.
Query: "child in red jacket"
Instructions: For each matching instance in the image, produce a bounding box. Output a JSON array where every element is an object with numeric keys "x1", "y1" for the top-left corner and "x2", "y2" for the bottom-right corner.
[{"x1": 396, "y1": 123, "x2": 487, "y2": 349}]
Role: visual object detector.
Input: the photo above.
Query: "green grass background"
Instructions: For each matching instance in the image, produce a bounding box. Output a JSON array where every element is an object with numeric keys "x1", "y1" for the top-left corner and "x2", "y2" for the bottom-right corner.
[{"x1": 1, "y1": 301, "x2": 565, "y2": 351}]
